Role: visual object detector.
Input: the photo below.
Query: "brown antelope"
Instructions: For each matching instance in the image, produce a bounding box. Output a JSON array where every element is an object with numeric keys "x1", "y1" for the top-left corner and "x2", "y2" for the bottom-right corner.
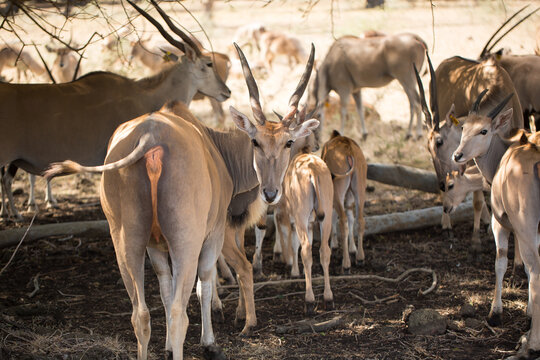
[
  {"x1": 0, "y1": 0, "x2": 232, "y2": 222},
  {"x1": 129, "y1": 36, "x2": 231, "y2": 125},
  {"x1": 321, "y1": 130, "x2": 367, "y2": 270},
  {"x1": 414, "y1": 48, "x2": 523, "y2": 257},
  {"x1": 452, "y1": 98, "x2": 540, "y2": 359},
  {"x1": 308, "y1": 32, "x2": 427, "y2": 139},
  {"x1": 0, "y1": 44, "x2": 45, "y2": 82},
  {"x1": 477, "y1": 7, "x2": 540, "y2": 132},
  {"x1": 259, "y1": 30, "x2": 307, "y2": 70},
  {"x1": 274, "y1": 146, "x2": 334, "y2": 314},
  {"x1": 232, "y1": 22, "x2": 266, "y2": 53},
  {"x1": 46, "y1": 37, "x2": 318, "y2": 360}
]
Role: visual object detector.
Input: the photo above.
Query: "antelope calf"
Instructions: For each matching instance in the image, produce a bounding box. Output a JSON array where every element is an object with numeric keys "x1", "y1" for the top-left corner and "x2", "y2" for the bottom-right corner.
[
  {"x1": 273, "y1": 131, "x2": 333, "y2": 314},
  {"x1": 259, "y1": 30, "x2": 307, "y2": 70},
  {"x1": 45, "y1": 45, "x2": 82, "y2": 83},
  {"x1": 321, "y1": 130, "x2": 367, "y2": 271},
  {"x1": 308, "y1": 32, "x2": 427, "y2": 139},
  {"x1": 452, "y1": 93, "x2": 540, "y2": 358},
  {"x1": 442, "y1": 167, "x2": 491, "y2": 248}
]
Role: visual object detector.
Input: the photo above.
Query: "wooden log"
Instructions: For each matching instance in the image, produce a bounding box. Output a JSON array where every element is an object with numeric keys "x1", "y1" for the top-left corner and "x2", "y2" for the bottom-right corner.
[
  {"x1": 0, "y1": 220, "x2": 109, "y2": 249},
  {"x1": 0, "y1": 202, "x2": 472, "y2": 249},
  {"x1": 364, "y1": 201, "x2": 473, "y2": 236},
  {"x1": 367, "y1": 163, "x2": 439, "y2": 193}
]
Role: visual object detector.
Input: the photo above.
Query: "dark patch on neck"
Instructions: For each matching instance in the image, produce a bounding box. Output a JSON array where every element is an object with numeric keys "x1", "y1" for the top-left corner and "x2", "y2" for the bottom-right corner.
[{"x1": 227, "y1": 186, "x2": 260, "y2": 228}]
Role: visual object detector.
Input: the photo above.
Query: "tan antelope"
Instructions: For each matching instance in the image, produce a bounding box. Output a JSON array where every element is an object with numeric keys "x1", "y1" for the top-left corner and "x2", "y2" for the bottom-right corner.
[
  {"x1": 46, "y1": 38, "x2": 318, "y2": 360},
  {"x1": 0, "y1": 0, "x2": 232, "y2": 222},
  {"x1": 129, "y1": 36, "x2": 231, "y2": 125},
  {"x1": 45, "y1": 44, "x2": 82, "y2": 83},
  {"x1": 477, "y1": 6, "x2": 540, "y2": 132},
  {"x1": 452, "y1": 98, "x2": 540, "y2": 359},
  {"x1": 232, "y1": 22, "x2": 266, "y2": 53},
  {"x1": 259, "y1": 30, "x2": 307, "y2": 71},
  {"x1": 442, "y1": 167, "x2": 491, "y2": 245},
  {"x1": 0, "y1": 44, "x2": 45, "y2": 82},
  {"x1": 307, "y1": 32, "x2": 427, "y2": 139},
  {"x1": 274, "y1": 145, "x2": 334, "y2": 314},
  {"x1": 321, "y1": 130, "x2": 367, "y2": 270},
  {"x1": 414, "y1": 48, "x2": 523, "y2": 257}
]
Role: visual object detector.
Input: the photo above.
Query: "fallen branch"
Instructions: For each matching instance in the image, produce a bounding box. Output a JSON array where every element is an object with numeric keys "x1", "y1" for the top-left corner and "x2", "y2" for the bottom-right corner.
[
  {"x1": 0, "y1": 220, "x2": 109, "y2": 249},
  {"x1": 220, "y1": 268, "x2": 437, "y2": 296},
  {"x1": 275, "y1": 315, "x2": 343, "y2": 334},
  {"x1": 367, "y1": 163, "x2": 439, "y2": 193}
]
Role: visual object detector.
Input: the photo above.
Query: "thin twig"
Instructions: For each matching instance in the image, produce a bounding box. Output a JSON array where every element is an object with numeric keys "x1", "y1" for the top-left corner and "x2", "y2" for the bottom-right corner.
[
  {"x1": 219, "y1": 268, "x2": 438, "y2": 296},
  {"x1": 0, "y1": 213, "x2": 37, "y2": 277},
  {"x1": 348, "y1": 292, "x2": 399, "y2": 304},
  {"x1": 27, "y1": 273, "x2": 40, "y2": 298}
]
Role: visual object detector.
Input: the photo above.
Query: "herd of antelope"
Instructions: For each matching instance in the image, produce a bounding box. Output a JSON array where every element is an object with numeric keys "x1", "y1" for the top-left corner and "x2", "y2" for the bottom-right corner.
[{"x1": 1, "y1": 1, "x2": 539, "y2": 359}]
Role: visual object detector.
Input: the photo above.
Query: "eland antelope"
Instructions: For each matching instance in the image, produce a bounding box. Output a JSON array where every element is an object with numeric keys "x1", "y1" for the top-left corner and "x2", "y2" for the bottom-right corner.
[
  {"x1": 0, "y1": 0, "x2": 231, "y2": 221},
  {"x1": 414, "y1": 49, "x2": 523, "y2": 257},
  {"x1": 321, "y1": 130, "x2": 367, "y2": 270},
  {"x1": 452, "y1": 96, "x2": 540, "y2": 359},
  {"x1": 308, "y1": 32, "x2": 427, "y2": 139},
  {"x1": 46, "y1": 36, "x2": 319, "y2": 360},
  {"x1": 274, "y1": 144, "x2": 334, "y2": 314}
]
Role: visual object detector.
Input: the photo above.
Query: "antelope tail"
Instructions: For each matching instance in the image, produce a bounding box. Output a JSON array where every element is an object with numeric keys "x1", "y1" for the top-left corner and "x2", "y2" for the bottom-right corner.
[
  {"x1": 43, "y1": 133, "x2": 157, "y2": 179},
  {"x1": 311, "y1": 174, "x2": 325, "y2": 221},
  {"x1": 145, "y1": 145, "x2": 164, "y2": 245},
  {"x1": 331, "y1": 155, "x2": 355, "y2": 179}
]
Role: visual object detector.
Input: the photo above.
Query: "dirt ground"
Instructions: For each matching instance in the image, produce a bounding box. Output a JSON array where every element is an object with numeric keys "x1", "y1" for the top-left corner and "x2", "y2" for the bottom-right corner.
[{"x1": 0, "y1": 0, "x2": 538, "y2": 359}]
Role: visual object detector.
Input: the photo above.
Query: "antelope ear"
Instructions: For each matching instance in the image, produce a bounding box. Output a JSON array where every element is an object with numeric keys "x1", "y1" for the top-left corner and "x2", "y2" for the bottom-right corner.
[
  {"x1": 230, "y1": 106, "x2": 257, "y2": 138},
  {"x1": 445, "y1": 104, "x2": 459, "y2": 127},
  {"x1": 183, "y1": 43, "x2": 197, "y2": 62},
  {"x1": 492, "y1": 108, "x2": 513, "y2": 133},
  {"x1": 292, "y1": 119, "x2": 319, "y2": 139}
]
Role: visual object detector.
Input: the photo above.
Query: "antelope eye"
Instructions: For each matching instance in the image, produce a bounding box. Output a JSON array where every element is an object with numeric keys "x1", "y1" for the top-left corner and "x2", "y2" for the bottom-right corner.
[
  {"x1": 435, "y1": 138, "x2": 443, "y2": 147},
  {"x1": 206, "y1": 62, "x2": 213, "y2": 68},
  {"x1": 448, "y1": 183, "x2": 454, "y2": 190},
  {"x1": 252, "y1": 139, "x2": 259, "y2": 147},
  {"x1": 285, "y1": 140, "x2": 294, "y2": 148},
  {"x1": 480, "y1": 129, "x2": 488, "y2": 135}
]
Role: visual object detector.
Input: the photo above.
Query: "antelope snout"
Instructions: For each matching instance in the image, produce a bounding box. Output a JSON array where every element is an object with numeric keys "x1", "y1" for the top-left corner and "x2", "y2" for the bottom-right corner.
[
  {"x1": 453, "y1": 152, "x2": 463, "y2": 162},
  {"x1": 263, "y1": 188, "x2": 278, "y2": 204}
]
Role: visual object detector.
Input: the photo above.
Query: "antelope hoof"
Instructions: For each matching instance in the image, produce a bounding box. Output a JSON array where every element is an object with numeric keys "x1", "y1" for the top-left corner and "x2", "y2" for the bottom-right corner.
[
  {"x1": 362, "y1": 133, "x2": 368, "y2": 141},
  {"x1": 45, "y1": 201, "x2": 59, "y2": 209},
  {"x1": 487, "y1": 312, "x2": 502, "y2": 327},
  {"x1": 405, "y1": 133, "x2": 412, "y2": 140},
  {"x1": 443, "y1": 229, "x2": 454, "y2": 241},
  {"x1": 239, "y1": 325, "x2": 255, "y2": 337},
  {"x1": 213, "y1": 308, "x2": 225, "y2": 323},
  {"x1": 254, "y1": 270, "x2": 267, "y2": 281},
  {"x1": 506, "y1": 334, "x2": 540, "y2": 360},
  {"x1": 305, "y1": 301, "x2": 316, "y2": 316},
  {"x1": 204, "y1": 344, "x2": 227, "y2": 360},
  {"x1": 26, "y1": 204, "x2": 39, "y2": 212},
  {"x1": 342, "y1": 267, "x2": 351, "y2": 275},
  {"x1": 273, "y1": 252, "x2": 283, "y2": 263},
  {"x1": 356, "y1": 259, "x2": 365, "y2": 267},
  {"x1": 324, "y1": 300, "x2": 335, "y2": 311}
]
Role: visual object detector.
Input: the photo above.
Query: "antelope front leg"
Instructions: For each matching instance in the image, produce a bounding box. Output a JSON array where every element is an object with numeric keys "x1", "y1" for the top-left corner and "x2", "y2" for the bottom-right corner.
[
  {"x1": 470, "y1": 190, "x2": 485, "y2": 258},
  {"x1": 27, "y1": 174, "x2": 38, "y2": 212},
  {"x1": 252, "y1": 217, "x2": 267, "y2": 279},
  {"x1": 488, "y1": 215, "x2": 510, "y2": 327},
  {"x1": 221, "y1": 225, "x2": 257, "y2": 336},
  {"x1": 1, "y1": 169, "x2": 22, "y2": 221}
]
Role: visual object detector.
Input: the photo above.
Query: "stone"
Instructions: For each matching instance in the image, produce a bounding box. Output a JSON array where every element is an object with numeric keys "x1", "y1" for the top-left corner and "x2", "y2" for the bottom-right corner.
[
  {"x1": 460, "y1": 303, "x2": 476, "y2": 318},
  {"x1": 407, "y1": 309, "x2": 447, "y2": 335}
]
